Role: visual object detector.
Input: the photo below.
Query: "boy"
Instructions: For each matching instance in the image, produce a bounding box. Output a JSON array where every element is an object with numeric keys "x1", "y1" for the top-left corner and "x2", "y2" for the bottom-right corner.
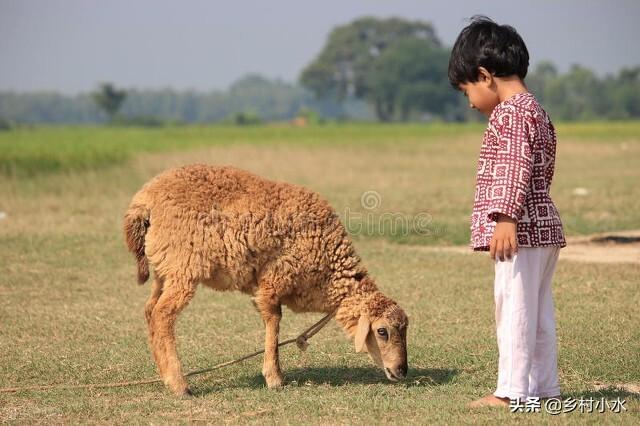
[{"x1": 448, "y1": 16, "x2": 566, "y2": 407}]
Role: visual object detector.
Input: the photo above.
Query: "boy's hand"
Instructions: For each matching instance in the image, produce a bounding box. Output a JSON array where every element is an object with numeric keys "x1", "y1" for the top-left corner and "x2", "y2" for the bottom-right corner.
[{"x1": 490, "y1": 214, "x2": 518, "y2": 261}]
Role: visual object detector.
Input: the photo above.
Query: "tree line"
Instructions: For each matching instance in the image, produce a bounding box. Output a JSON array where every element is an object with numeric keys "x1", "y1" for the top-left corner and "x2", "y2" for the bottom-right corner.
[
  {"x1": 0, "y1": 75, "x2": 366, "y2": 126},
  {"x1": 1, "y1": 17, "x2": 638, "y2": 126}
]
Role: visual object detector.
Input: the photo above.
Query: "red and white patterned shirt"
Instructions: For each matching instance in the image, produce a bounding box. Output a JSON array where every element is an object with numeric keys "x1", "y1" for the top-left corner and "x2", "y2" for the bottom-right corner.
[{"x1": 471, "y1": 92, "x2": 566, "y2": 251}]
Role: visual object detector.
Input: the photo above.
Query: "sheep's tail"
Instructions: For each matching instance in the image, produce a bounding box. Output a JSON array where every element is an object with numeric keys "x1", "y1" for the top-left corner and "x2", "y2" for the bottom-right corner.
[{"x1": 124, "y1": 202, "x2": 150, "y2": 284}]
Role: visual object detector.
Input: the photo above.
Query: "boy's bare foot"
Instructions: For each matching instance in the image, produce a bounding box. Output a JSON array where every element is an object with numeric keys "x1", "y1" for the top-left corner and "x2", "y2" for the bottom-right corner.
[{"x1": 468, "y1": 394, "x2": 511, "y2": 408}]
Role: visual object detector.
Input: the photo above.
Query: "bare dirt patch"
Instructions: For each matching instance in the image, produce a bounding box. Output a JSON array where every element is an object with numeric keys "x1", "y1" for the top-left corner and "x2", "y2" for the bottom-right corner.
[
  {"x1": 414, "y1": 230, "x2": 640, "y2": 264},
  {"x1": 561, "y1": 230, "x2": 640, "y2": 264},
  {"x1": 593, "y1": 382, "x2": 640, "y2": 394}
]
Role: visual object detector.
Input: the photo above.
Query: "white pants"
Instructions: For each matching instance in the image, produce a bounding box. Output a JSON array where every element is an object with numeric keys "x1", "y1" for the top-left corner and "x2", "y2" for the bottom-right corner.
[{"x1": 493, "y1": 247, "x2": 561, "y2": 399}]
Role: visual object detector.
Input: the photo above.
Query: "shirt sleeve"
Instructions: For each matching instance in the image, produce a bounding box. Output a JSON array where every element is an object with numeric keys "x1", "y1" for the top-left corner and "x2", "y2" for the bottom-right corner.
[{"x1": 486, "y1": 106, "x2": 533, "y2": 222}]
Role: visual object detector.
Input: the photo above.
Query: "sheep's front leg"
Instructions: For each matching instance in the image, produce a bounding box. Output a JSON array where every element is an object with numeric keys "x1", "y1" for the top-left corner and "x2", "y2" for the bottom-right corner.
[
  {"x1": 149, "y1": 279, "x2": 196, "y2": 397},
  {"x1": 255, "y1": 290, "x2": 284, "y2": 388}
]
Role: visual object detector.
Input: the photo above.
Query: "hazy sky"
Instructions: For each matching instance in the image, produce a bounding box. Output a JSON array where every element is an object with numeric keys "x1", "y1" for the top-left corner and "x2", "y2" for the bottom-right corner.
[{"x1": 1, "y1": 0, "x2": 639, "y2": 94}]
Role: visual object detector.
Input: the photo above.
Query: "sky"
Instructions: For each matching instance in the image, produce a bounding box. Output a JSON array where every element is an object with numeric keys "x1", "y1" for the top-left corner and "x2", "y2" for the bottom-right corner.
[{"x1": 1, "y1": 0, "x2": 639, "y2": 94}]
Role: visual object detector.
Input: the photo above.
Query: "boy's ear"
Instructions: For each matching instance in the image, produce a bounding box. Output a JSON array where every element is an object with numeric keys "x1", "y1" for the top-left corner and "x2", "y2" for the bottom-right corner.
[
  {"x1": 355, "y1": 315, "x2": 371, "y2": 353},
  {"x1": 478, "y1": 67, "x2": 493, "y2": 84}
]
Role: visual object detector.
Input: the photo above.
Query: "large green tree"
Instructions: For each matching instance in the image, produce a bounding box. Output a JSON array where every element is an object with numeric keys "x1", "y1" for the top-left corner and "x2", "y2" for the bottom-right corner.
[
  {"x1": 299, "y1": 17, "x2": 442, "y2": 117},
  {"x1": 366, "y1": 38, "x2": 457, "y2": 121},
  {"x1": 91, "y1": 82, "x2": 127, "y2": 122}
]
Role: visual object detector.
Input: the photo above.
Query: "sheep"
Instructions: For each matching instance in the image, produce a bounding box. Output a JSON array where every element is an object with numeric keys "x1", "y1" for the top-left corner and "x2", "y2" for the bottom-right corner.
[{"x1": 124, "y1": 164, "x2": 409, "y2": 396}]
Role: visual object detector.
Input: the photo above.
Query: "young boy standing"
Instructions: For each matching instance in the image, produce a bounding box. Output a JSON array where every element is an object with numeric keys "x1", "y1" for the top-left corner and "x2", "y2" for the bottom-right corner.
[{"x1": 448, "y1": 17, "x2": 566, "y2": 407}]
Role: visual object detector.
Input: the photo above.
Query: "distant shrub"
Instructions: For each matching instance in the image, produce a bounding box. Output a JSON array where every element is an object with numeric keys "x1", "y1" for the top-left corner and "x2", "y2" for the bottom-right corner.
[
  {"x1": 231, "y1": 111, "x2": 262, "y2": 126},
  {"x1": 112, "y1": 116, "x2": 178, "y2": 127},
  {"x1": 296, "y1": 107, "x2": 324, "y2": 125},
  {"x1": 0, "y1": 117, "x2": 12, "y2": 131}
]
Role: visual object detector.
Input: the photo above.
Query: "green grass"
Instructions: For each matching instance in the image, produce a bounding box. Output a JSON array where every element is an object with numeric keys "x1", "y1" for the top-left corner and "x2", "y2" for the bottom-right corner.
[
  {"x1": 1, "y1": 122, "x2": 639, "y2": 423},
  {"x1": 0, "y1": 123, "x2": 484, "y2": 177},
  {"x1": 554, "y1": 121, "x2": 640, "y2": 141},
  {"x1": 2, "y1": 121, "x2": 638, "y2": 177}
]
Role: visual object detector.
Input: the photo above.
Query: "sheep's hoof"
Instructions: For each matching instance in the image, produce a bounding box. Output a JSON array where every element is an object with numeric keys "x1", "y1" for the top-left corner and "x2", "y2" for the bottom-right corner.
[
  {"x1": 178, "y1": 388, "x2": 194, "y2": 399},
  {"x1": 266, "y1": 379, "x2": 284, "y2": 389},
  {"x1": 167, "y1": 381, "x2": 193, "y2": 399},
  {"x1": 263, "y1": 371, "x2": 284, "y2": 389}
]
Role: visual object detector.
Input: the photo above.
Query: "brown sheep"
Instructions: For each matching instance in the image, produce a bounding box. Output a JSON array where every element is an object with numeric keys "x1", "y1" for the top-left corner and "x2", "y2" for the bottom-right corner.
[{"x1": 124, "y1": 164, "x2": 408, "y2": 396}]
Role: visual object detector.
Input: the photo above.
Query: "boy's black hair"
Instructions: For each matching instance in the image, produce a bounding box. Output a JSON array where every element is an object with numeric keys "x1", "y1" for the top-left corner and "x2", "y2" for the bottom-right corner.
[{"x1": 448, "y1": 16, "x2": 529, "y2": 89}]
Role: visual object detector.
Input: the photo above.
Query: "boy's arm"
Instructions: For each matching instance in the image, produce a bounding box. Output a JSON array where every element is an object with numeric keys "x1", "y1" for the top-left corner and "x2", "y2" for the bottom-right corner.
[{"x1": 487, "y1": 108, "x2": 534, "y2": 261}]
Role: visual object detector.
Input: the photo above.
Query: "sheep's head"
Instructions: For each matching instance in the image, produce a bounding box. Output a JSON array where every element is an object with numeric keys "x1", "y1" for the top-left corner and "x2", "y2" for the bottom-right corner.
[{"x1": 354, "y1": 293, "x2": 408, "y2": 381}]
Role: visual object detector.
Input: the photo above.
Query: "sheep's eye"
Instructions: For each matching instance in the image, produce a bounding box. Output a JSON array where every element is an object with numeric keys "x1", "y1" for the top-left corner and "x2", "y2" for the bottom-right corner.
[{"x1": 377, "y1": 328, "x2": 388, "y2": 338}]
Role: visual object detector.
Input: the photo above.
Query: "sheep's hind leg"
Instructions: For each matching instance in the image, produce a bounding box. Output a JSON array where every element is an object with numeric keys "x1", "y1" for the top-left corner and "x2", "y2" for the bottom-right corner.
[
  {"x1": 255, "y1": 287, "x2": 284, "y2": 388},
  {"x1": 145, "y1": 277, "x2": 164, "y2": 341},
  {"x1": 149, "y1": 278, "x2": 196, "y2": 397}
]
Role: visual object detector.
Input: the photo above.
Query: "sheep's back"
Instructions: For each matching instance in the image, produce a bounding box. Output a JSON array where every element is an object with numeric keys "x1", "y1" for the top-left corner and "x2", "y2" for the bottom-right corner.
[{"x1": 138, "y1": 165, "x2": 346, "y2": 286}]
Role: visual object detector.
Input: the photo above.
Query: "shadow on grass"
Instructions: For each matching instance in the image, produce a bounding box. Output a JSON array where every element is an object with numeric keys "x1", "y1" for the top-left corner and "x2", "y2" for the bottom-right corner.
[{"x1": 194, "y1": 366, "x2": 458, "y2": 395}]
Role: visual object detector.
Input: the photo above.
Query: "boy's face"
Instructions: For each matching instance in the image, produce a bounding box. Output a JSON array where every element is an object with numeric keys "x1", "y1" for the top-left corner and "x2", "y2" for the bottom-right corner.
[{"x1": 458, "y1": 69, "x2": 501, "y2": 116}]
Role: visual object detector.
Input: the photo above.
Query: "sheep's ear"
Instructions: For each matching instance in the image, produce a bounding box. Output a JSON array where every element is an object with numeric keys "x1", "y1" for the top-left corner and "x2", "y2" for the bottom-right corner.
[{"x1": 355, "y1": 315, "x2": 371, "y2": 353}]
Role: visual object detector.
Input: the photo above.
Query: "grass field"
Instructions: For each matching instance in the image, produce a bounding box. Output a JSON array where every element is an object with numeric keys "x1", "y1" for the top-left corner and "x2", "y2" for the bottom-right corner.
[{"x1": 1, "y1": 122, "x2": 639, "y2": 423}]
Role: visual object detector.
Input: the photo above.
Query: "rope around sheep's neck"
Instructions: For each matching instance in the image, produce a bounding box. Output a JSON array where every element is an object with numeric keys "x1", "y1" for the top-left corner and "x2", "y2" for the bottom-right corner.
[{"x1": 0, "y1": 309, "x2": 337, "y2": 394}]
